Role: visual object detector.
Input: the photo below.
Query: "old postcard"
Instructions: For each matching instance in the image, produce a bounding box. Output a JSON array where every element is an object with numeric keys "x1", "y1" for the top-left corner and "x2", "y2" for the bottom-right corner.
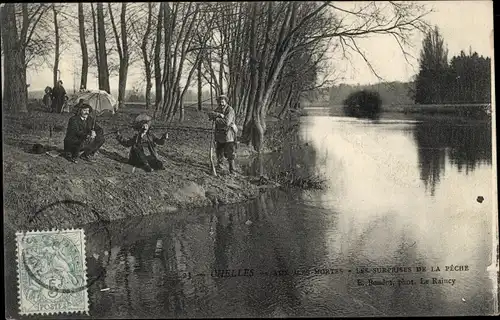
[{"x1": 3, "y1": 1, "x2": 498, "y2": 318}]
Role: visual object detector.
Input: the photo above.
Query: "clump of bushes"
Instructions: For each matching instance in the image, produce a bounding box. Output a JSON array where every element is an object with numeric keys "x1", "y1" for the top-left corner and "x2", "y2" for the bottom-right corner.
[{"x1": 343, "y1": 90, "x2": 382, "y2": 119}]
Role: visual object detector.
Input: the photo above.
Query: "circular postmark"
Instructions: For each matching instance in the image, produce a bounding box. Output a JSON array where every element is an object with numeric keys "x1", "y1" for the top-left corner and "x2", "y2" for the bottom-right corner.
[
  {"x1": 20, "y1": 199, "x2": 112, "y2": 294},
  {"x1": 20, "y1": 231, "x2": 87, "y2": 294}
]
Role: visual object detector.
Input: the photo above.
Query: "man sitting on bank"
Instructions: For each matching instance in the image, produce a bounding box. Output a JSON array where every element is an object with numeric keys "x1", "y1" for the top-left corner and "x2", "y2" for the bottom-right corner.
[{"x1": 63, "y1": 102, "x2": 105, "y2": 163}]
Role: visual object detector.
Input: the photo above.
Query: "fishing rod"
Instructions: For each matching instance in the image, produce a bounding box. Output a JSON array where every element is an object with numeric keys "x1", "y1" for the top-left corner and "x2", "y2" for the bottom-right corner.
[
  {"x1": 103, "y1": 124, "x2": 216, "y2": 137},
  {"x1": 183, "y1": 98, "x2": 212, "y2": 109},
  {"x1": 101, "y1": 101, "x2": 222, "y2": 137},
  {"x1": 143, "y1": 98, "x2": 213, "y2": 116}
]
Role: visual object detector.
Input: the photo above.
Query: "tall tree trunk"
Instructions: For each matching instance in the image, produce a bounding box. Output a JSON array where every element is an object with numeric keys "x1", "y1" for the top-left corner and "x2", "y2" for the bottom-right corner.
[
  {"x1": 197, "y1": 58, "x2": 202, "y2": 111},
  {"x1": 52, "y1": 5, "x2": 60, "y2": 88},
  {"x1": 161, "y1": 2, "x2": 177, "y2": 120},
  {"x1": 210, "y1": 70, "x2": 213, "y2": 107},
  {"x1": 118, "y1": 2, "x2": 130, "y2": 108},
  {"x1": 97, "y1": 2, "x2": 110, "y2": 93},
  {"x1": 78, "y1": 3, "x2": 88, "y2": 89},
  {"x1": 163, "y1": 3, "x2": 198, "y2": 122},
  {"x1": 154, "y1": 3, "x2": 163, "y2": 114},
  {"x1": 2, "y1": 4, "x2": 28, "y2": 112},
  {"x1": 118, "y1": 57, "x2": 129, "y2": 111},
  {"x1": 178, "y1": 86, "x2": 184, "y2": 122},
  {"x1": 242, "y1": 2, "x2": 259, "y2": 146},
  {"x1": 219, "y1": 43, "x2": 224, "y2": 96},
  {"x1": 109, "y1": 3, "x2": 129, "y2": 110},
  {"x1": 252, "y1": 1, "x2": 273, "y2": 142},
  {"x1": 278, "y1": 86, "x2": 294, "y2": 119},
  {"x1": 90, "y1": 3, "x2": 100, "y2": 86},
  {"x1": 142, "y1": 2, "x2": 153, "y2": 109}
]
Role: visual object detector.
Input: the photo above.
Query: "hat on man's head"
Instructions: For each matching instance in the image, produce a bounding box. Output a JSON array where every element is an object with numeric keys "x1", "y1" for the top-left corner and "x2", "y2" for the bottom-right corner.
[
  {"x1": 217, "y1": 94, "x2": 228, "y2": 102},
  {"x1": 133, "y1": 114, "x2": 152, "y2": 130},
  {"x1": 74, "y1": 102, "x2": 93, "y2": 113}
]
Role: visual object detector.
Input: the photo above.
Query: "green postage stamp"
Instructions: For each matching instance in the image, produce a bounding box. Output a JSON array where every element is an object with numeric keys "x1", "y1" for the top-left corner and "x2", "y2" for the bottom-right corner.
[{"x1": 15, "y1": 229, "x2": 89, "y2": 315}]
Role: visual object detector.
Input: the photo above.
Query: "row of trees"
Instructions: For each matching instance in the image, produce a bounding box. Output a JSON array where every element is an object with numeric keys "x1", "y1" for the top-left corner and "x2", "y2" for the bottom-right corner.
[
  {"x1": 413, "y1": 26, "x2": 491, "y2": 104},
  {"x1": 2, "y1": 2, "x2": 431, "y2": 155}
]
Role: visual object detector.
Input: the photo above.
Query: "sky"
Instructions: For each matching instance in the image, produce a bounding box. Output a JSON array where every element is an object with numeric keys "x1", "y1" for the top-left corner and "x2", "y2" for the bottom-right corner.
[
  {"x1": 21, "y1": 1, "x2": 494, "y2": 92},
  {"x1": 332, "y1": 0, "x2": 494, "y2": 85}
]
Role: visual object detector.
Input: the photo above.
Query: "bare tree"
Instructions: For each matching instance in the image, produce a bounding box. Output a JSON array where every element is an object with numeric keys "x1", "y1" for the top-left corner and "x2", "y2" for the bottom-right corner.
[
  {"x1": 197, "y1": 58, "x2": 202, "y2": 111},
  {"x1": 240, "y1": 2, "x2": 429, "y2": 157},
  {"x1": 108, "y1": 3, "x2": 129, "y2": 109},
  {"x1": 1, "y1": 3, "x2": 51, "y2": 112},
  {"x1": 180, "y1": 2, "x2": 429, "y2": 177},
  {"x1": 159, "y1": 2, "x2": 206, "y2": 121},
  {"x1": 52, "y1": 3, "x2": 60, "y2": 87},
  {"x1": 154, "y1": 2, "x2": 163, "y2": 111},
  {"x1": 129, "y1": 2, "x2": 156, "y2": 109},
  {"x1": 45, "y1": 3, "x2": 75, "y2": 89},
  {"x1": 141, "y1": 3, "x2": 154, "y2": 109},
  {"x1": 97, "y1": 2, "x2": 110, "y2": 93},
  {"x1": 90, "y1": 3, "x2": 100, "y2": 86},
  {"x1": 78, "y1": 2, "x2": 88, "y2": 89}
]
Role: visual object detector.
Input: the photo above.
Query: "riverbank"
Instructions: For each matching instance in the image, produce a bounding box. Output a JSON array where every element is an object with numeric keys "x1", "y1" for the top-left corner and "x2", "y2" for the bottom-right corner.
[
  {"x1": 3, "y1": 102, "x2": 295, "y2": 231},
  {"x1": 300, "y1": 103, "x2": 491, "y2": 120}
]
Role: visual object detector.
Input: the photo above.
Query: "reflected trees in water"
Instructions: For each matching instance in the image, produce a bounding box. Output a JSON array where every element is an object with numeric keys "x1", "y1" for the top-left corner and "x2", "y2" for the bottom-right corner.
[
  {"x1": 244, "y1": 119, "x2": 325, "y2": 189},
  {"x1": 412, "y1": 121, "x2": 492, "y2": 195}
]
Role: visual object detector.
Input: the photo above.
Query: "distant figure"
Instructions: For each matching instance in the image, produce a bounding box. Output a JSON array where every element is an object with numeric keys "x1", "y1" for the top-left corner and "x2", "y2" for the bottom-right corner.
[
  {"x1": 63, "y1": 103, "x2": 105, "y2": 163},
  {"x1": 43, "y1": 86, "x2": 53, "y2": 111},
  {"x1": 116, "y1": 119, "x2": 168, "y2": 172},
  {"x1": 51, "y1": 80, "x2": 67, "y2": 113},
  {"x1": 208, "y1": 94, "x2": 238, "y2": 174}
]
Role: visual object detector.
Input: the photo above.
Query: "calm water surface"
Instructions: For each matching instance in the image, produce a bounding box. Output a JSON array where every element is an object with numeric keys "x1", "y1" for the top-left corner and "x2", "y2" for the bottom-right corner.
[{"x1": 5, "y1": 115, "x2": 497, "y2": 318}]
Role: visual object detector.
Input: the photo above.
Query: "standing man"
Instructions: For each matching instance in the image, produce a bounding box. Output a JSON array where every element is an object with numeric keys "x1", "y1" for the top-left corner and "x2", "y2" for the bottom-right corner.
[
  {"x1": 51, "y1": 80, "x2": 67, "y2": 113},
  {"x1": 64, "y1": 103, "x2": 105, "y2": 163},
  {"x1": 208, "y1": 95, "x2": 238, "y2": 174}
]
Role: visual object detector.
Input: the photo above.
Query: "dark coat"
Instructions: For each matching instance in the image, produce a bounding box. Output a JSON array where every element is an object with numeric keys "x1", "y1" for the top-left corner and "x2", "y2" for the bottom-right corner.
[
  {"x1": 213, "y1": 105, "x2": 236, "y2": 143},
  {"x1": 64, "y1": 115, "x2": 103, "y2": 145},
  {"x1": 52, "y1": 85, "x2": 66, "y2": 100},
  {"x1": 117, "y1": 131, "x2": 166, "y2": 159},
  {"x1": 51, "y1": 85, "x2": 66, "y2": 112}
]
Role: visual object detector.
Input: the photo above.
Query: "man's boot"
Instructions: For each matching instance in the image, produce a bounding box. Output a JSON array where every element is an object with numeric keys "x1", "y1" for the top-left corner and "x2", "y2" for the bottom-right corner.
[
  {"x1": 228, "y1": 160, "x2": 236, "y2": 174},
  {"x1": 216, "y1": 159, "x2": 224, "y2": 171}
]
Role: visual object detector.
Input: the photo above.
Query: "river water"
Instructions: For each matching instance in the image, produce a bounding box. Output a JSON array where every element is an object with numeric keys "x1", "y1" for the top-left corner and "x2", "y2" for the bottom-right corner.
[{"x1": 5, "y1": 114, "x2": 497, "y2": 318}]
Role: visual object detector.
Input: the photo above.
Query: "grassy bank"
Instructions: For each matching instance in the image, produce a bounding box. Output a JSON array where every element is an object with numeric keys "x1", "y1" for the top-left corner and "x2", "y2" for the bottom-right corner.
[{"x1": 3, "y1": 101, "x2": 291, "y2": 232}]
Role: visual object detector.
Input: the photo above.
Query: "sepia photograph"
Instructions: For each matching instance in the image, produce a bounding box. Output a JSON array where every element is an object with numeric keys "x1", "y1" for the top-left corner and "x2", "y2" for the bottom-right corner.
[{"x1": 2, "y1": 1, "x2": 498, "y2": 318}]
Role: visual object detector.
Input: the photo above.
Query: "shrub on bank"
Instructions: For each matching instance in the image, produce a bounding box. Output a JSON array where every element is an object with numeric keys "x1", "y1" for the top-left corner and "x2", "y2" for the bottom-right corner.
[{"x1": 343, "y1": 90, "x2": 382, "y2": 119}]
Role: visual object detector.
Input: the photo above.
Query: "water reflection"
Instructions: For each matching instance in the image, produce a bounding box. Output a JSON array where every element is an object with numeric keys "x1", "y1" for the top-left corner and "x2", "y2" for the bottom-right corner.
[
  {"x1": 243, "y1": 119, "x2": 321, "y2": 184},
  {"x1": 411, "y1": 121, "x2": 492, "y2": 195},
  {"x1": 4, "y1": 115, "x2": 495, "y2": 318}
]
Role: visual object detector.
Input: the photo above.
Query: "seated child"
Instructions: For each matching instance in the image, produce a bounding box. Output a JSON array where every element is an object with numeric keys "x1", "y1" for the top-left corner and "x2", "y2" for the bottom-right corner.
[{"x1": 116, "y1": 120, "x2": 168, "y2": 172}]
